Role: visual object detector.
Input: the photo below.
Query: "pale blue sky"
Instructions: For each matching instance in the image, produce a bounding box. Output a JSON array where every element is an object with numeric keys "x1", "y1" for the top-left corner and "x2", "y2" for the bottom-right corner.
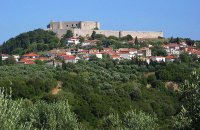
[{"x1": 0, "y1": 0, "x2": 199, "y2": 44}]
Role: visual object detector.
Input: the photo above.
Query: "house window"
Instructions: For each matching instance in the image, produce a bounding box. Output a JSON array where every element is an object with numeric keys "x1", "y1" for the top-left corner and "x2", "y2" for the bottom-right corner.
[
  {"x1": 66, "y1": 25, "x2": 68, "y2": 27},
  {"x1": 76, "y1": 34, "x2": 78, "y2": 36},
  {"x1": 72, "y1": 24, "x2": 73, "y2": 27},
  {"x1": 76, "y1": 24, "x2": 78, "y2": 26}
]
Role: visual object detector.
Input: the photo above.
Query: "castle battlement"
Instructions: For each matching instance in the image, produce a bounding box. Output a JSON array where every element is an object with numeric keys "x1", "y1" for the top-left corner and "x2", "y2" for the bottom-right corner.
[
  {"x1": 47, "y1": 21, "x2": 100, "y2": 30},
  {"x1": 47, "y1": 21, "x2": 163, "y2": 39}
]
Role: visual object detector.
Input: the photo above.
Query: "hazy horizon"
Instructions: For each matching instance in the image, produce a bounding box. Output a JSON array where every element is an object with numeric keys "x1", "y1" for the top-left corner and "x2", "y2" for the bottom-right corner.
[{"x1": 0, "y1": 0, "x2": 199, "y2": 44}]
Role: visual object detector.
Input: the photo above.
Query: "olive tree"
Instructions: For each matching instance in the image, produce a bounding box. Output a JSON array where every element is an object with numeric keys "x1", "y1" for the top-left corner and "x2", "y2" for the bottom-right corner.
[
  {"x1": 173, "y1": 70, "x2": 200, "y2": 129},
  {"x1": 0, "y1": 88, "x2": 82, "y2": 130},
  {"x1": 103, "y1": 110, "x2": 158, "y2": 130}
]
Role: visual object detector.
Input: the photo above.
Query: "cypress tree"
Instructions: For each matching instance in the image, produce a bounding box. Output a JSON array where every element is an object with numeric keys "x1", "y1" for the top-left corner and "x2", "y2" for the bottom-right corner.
[
  {"x1": 91, "y1": 31, "x2": 96, "y2": 40},
  {"x1": 135, "y1": 36, "x2": 139, "y2": 49},
  {"x1": 0, "y1": 53, "x2": 3, "y2": 66}
]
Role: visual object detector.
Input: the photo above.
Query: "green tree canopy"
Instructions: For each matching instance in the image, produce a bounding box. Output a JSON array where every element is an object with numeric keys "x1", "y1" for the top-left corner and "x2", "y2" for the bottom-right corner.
[
  {"x1": 63, "y1": 30, "x2": 74, "y2": 38},
  {"x1": 127, "y1": 34, "x2": 133, "y2": 41},
  {"x1": 91, "y1": 31, "x2": 96, "y2": 40},
  {"x1": 0, "y1": 29, "x2": 59, "y2": 54},
  {"x1": 103, "y1": 110, "x2": 158, "y2": 130},
  {"x1": 151, "y1": 46, "x2": 167, "y2": 56}
]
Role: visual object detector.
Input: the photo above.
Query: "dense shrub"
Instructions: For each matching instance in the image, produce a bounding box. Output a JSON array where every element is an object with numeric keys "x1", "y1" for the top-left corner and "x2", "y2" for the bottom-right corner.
[
  {"x1": 0, "y1": 89, "x2": 81, "y2": 130},
  {"x1": 103, "y1": 110, "x2": 158, "y2": 130}
]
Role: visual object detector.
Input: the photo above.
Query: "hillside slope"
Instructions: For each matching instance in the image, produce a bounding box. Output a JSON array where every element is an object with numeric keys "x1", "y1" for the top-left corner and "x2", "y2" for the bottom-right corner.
[{"x1": 0, "y1": 29, "x2": 59, "y2": 54}]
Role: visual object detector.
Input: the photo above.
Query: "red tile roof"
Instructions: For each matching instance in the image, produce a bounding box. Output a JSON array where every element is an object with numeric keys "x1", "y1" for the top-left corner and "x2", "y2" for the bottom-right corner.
[
  {"x1": 64, "y1": 55, "x2": 76, "y2": 60},
  {"x1": 57, "y1": 53, "x2": 68, "y2": 57},
  {"x1": 20, "y1": 58, "x2": 34, "y2": 62},
  {"x1": 25, "y1": 61, "x2": 36, "y2": 65},
  {"x1": 103, "y1": 48, "x2": 113, "y2": 51},
  {"x1": 20, "y1": 58, "x2": 36, "y2": 64},
  {"x1": 129, "y1": 48, "x2": 137, "y2": 51},
  {"x1": 112, "y1": 55, "x2": 120, "y2": 58},
  {"x1": 165, "y1": 55, "x2": 176, "y2": 59},
  {"x1": 23, "y1": 53, "x2": 39, "y2": 57},
  {"x1": 118, "y1": 48, "x2": 130, "y2": 52},
  {"x1": 192, "y1": 50, "x2": 200, "y2": 55},
  {"x1": 38, "y1": 57, "x2": 50, "y2": 61}
]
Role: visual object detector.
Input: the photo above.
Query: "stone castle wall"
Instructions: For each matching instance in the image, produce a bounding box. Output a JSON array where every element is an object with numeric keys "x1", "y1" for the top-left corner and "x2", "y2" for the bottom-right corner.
[
  {"x1": 73, "y1": 29, "x2": 120, "y2": 37},
  {"x1": 48, "y1": 21, "x2": 100, "y2": 30},
  {"x1": 120, "y1": 31, "x2": 164, "y2": 39},
  {"x1": 80, "y1": 21, "x2": 100, "y2": 30},
  {"x1": 73, "y1": 29, "x2": 163, "y2": 39},
  {"x1": 50, "y1": 29, "x2": 163, "y2": 39},
  {"x1": 47, "y1": 21, "x2": 164, "y2": 39}
]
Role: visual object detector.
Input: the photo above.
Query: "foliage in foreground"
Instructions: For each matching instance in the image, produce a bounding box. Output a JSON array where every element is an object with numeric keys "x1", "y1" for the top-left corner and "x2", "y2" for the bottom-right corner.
[
  {"x1": 173, "y1": 70, "x2": 200, "y2": 130},
  {"x1": 0, "y1": 89, "x2": 81, "y2": 130},
  {"x1": 0, "y1": 60, "x2": 182, "y2": 129},
  {"x1": 0, "y1": 88, "x2": 160, "y2": 130},
  {"x1": 103, "y1": 110, "x2": 158, "y2": 130}
]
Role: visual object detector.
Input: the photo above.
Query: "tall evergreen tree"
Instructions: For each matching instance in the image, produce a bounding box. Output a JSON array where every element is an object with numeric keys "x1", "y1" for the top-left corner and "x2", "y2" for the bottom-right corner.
[
  {"x1": 0, "y1": 53, "x2": 2, "y2": 66},
  {"x1": 169, "y1": 37, "x2": 174, "y2": 43},
  {"x1": 176, "y1": 37, "x2": 180, "y2": 44},
  {"x1": 64, "y1": 30, "x2": 73, "y2": 38},
  {"x1": 135, "y1": 36, "x2": 139, "y2": 49},
  {"x1": 91, "y1": 31, "x2": 96, "y2": 40}
]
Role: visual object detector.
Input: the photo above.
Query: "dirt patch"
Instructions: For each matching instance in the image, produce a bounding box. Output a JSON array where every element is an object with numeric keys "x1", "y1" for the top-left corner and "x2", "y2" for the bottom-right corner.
[
  {"x1": 165, "y1": 82, "x2": 179, "y2": 91},
  {"x1": 52, "y1": 88, "x2": 61, "y2": 95},
  {"x1": 144, "y1": 72, "x2": 155, "y2": 77},
  {"x1": 51, "y1": 81, "x2": 63, "y2": 95}
]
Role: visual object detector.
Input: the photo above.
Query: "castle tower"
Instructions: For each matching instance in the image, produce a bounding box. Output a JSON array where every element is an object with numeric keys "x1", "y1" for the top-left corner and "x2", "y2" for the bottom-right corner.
[
  {"x1": 119, "y1": 31, "x2": 122, "y2": 38},
  {"x1": 96, "y1": 22, "x2": 100, "y2": 29},
  {"x1": 80, "y1": 21, "x2": 84, "y2": 29},
  {"x1": 59, "y1": 22, "x2": 63, "y2": 29}
]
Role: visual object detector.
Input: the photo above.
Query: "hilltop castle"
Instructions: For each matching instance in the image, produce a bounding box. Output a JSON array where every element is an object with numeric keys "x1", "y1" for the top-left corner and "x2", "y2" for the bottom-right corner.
[{"x1": 47, "y1": 21, "x2": 164, "y2": 39}]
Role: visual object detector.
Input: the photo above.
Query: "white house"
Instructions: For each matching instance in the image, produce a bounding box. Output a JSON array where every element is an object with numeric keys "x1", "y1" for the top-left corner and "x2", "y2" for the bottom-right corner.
[
  {"x1": 90, "y1": 52, "x2": 103, "y2": 59},
  {"x1": 150, "y1": 56, "x2": 166, "y2": 62},
  {"x1": 1, "y1": 54, "x2": 10, "y2": 60},
  {"x1": 111, "y1": 55, "x2": 121, "y2": 60},
  {"x1": 163, "y1": 44, "x2": 180, "y2": 55},
  {"x1": 95, "y1": 53, "x2": 103, "y2": 59},
  {"x1": 165, "y1": 55, "x2": 176, "y2": 62},
  {"x1": 117, "y1": 48, "x2": 136, "y2": 59},
  {"x1": 129, "y1": 48, "x2": 138, "y2": 56},
  {"x1": 13, "y1": 55, "x2": 20, "y2": 62},
  {"x1": 64, "y1": 55, "x2": 80, "y2": 63},
  {"x1": 140, "y1": 47, "x2": 151, "y2": 57},
  {"x1": 118, "y1": 52, "x2": 132, "y2": 60},
  {"x1": 67, "y1": 38, "x2": 80, "y2": 45}
]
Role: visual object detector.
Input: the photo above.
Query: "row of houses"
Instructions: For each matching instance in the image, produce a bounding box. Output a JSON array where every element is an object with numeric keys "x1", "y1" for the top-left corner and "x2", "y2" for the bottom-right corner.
[
  {"x1": 1, "y1": 42, "x2": 200, "y2": 65},
  {"x1": 67, "y1": 37, "x2": 200, "y2": 57},
  {"x1": 42, "y1": 43, "x2": 195, "y2": 65},
  {"x1": 162, "y1": 43, "x2": 200, "y2": 57},
  {"x1": 1, "y1": 54, "x2": 20, "y2": 61}
]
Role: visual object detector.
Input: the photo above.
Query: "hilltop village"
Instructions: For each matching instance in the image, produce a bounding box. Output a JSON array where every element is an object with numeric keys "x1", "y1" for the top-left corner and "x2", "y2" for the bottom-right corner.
[
  {"x1": 0, "y1": 21, "x2": 200, "y2": 65},
  {"x1": 1, "y1": 35, "x2": 200, "y2": 65}
]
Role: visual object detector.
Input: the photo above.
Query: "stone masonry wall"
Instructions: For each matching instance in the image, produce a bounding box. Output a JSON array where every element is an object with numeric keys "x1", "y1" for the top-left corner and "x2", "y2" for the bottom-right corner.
[
  {"x1": 73, "y1": 29, "x2": 163, "y2": 39},
  {"x1": 48, "y1": 21, "x2": 163, "y2": 39},
  {"x1": 121, "y1": 31, "x2": 163, "y2": 39},
  {"x1": 48, "y1": 21, "x2": 99, "y2": 30},
  {"x1": 50, "y1": 28, "x2": 163, "y2": 39},
  {"x1": 80, "y1": 21, "x2": 100, "y2": 30},
  {"x1": 73, "y1": 29, "x2": 120, "y2": 37}
]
